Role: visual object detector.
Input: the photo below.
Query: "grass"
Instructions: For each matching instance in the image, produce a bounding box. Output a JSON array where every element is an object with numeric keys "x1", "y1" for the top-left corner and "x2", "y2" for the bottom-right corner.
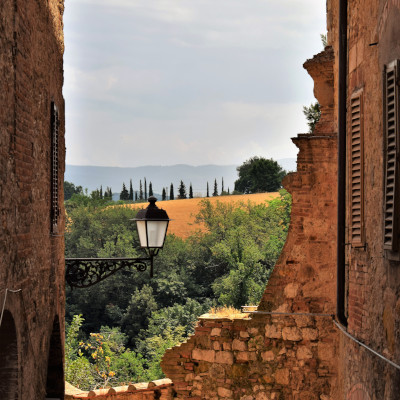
[{"x1": 200, "y1": 306, "x2": 249, "y2": 319}]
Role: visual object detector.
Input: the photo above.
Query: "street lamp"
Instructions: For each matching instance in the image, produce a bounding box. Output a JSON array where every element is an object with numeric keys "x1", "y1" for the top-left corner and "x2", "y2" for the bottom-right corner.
[{"x1": 65, "y1": 197, "x2": 171, "y2": 288}]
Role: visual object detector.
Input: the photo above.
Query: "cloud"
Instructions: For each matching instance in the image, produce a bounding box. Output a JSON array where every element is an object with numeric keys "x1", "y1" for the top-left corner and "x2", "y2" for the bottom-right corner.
[{"x1": 64, "y1": 0, "x2": 325, "y2": 167}]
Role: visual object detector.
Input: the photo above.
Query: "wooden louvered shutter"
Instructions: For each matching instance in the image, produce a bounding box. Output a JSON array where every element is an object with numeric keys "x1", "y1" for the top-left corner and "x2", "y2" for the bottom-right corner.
[
  {"x1": 350, "y1": 91, "x2": 364, "y2": 246},
  {"x1": 384, "y1": 60, "x2": 400, "y2": 251},
  {"x1": 51, "y1": 101, "x2": 59, "y2": 234}
]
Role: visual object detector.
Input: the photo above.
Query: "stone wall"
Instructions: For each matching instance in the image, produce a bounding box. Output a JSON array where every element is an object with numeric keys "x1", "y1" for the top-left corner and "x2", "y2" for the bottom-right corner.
[
  {"x1": 64, "y1": 380, "x2": 174, "y2": 400},
  {"x1": 0, "y1": 0, "x2": 65, "y2": 398}
]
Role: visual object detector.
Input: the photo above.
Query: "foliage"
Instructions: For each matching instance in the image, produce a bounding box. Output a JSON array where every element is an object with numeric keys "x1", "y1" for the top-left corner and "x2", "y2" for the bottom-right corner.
[
  {"x1": 120, "y1": 183, "x2": 129, "y2": 200},
  {"x1": 213, "y1": 179, "x2": 218, "y2": 196},
  {"x1": 234, "y1": 157, "x2": 286, "y2": 194},
  {"x1": 321, "y1": 33, "x2": 327, "y2": 47},
  {"x1": 65, "y1": 315, "x2": 95, "y2": 389},
  {"x1": 65, "y1": 186, "x2": 292, "y2": 388},
  {"x1": 303, "y1": 102, "x2": 321, "y2": 133},
  {"x1": 178, "y1": 180, "x2": 187, "y2": 199},
  {"x1": 170, "y1": 183, "x2": 174, "y2": 200},
  {"x1": 64, "y1": 181, "x2": 83, "y2": 201}
]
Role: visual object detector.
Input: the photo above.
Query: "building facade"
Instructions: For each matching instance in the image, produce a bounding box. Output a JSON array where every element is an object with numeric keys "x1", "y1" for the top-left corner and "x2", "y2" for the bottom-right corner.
[{"x1": 0, "y1": 0, "x2": 65, "y2": 398}]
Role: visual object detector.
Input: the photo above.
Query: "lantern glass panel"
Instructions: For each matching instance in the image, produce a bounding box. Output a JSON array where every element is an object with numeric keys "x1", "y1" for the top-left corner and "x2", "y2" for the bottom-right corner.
[
  {"x1": 146, "y1": 220, "x2": 168, "y2": 247},
  {"x1": 136, "y1": 220, "x2": 148, "y2": 247}
]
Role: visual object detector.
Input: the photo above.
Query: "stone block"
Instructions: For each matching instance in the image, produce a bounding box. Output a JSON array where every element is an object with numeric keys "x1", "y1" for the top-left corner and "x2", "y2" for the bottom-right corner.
[
  {"x1": 192, "y1": 349, "x2": 215, "y2": 363},
  {"x1": 282, "y1": 326, "x2": 302, "y2": 341},
  {"x1": 217, "y1": 387, "x2": 233, "y2": 398},
  {"x1": 301, "y1": 328, "x2": 318, "y2": 341},
  {"x1": 296, "y1": 346, "x2": 313, "y2": 360},
  {"x1": 261, "y1": 350, "x2": 275, "y2": 362},
  {"x1": 211, "y1": 328, "x2": 222, "y2": 336},
  {"x1": 232, "y1": 339, "x2": 248, "y2": 351},
  {"x1": 236, "y1": 351, "x2": 257, "y2": 362},
  {"x1": 240, "y1": 330, "x2": 250, "y2": 338},
  {"x1": 284, "y1": 283, "x2": 299, "y2": 298},
  {"x1": 215, "y1": 351, "x2": 234, "y2": 365},
  {"x1": 265, "y1": 324, "x2": 281, "y2": 339},
  {"x1": 274, "y1": 368, "x2": 290, "y2": 385}
]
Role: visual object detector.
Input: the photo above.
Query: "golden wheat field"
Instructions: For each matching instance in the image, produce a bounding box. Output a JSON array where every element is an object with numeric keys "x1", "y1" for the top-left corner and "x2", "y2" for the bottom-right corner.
[{"x1": 123, "y1": 192, "x2": 279, "y2": 239}]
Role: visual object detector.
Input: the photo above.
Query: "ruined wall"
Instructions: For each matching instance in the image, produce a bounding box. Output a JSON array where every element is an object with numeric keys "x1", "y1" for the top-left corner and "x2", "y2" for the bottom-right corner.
[
  {"x1": 161, "y1": 47, "x2": 340, "y2": 399},
  {"x1": 337, "y1": 0, "x2": 400, "y2": 398},
  {"x1": 0, "y1": 0, "x2": 65, "y2": 398},
  {"x1": 64, "y1": 380, "x2": 174, "y2": 400}
]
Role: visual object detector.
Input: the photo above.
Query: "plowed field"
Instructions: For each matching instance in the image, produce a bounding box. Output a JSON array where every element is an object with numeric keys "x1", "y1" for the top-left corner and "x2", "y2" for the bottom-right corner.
[{"x1": 124, "y1": 192, "x2": 279, "y2": 239}]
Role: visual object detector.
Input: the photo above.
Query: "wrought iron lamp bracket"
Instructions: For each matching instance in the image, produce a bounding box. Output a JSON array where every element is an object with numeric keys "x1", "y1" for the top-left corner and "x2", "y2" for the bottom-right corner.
[{"x1": 65, "y1": 253, "x2": 157, "y2": 288}]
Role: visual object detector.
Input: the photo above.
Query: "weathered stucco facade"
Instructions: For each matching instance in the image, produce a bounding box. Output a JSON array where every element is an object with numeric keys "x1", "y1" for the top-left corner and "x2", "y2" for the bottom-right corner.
[{"x1": 0, "y1": 0, "x2": 65, "y2": 398}]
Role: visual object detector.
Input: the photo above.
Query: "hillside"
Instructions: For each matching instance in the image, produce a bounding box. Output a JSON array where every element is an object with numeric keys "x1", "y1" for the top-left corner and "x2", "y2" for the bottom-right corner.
[{"x1": 124, "y1": 192, "x2": 280, "y2": 238}]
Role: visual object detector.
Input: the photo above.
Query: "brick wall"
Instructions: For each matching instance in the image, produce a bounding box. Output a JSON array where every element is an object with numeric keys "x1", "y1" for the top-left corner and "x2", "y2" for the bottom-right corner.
[
  {"x1": 161, "y1": 47, "x2": 340, "y2": 399},
  {"x1": 0, "y1": 0, "x2": 65, "y2": 398},
  {"x1": 336, "y1": 0, "x2": 400, "y2": 398}
]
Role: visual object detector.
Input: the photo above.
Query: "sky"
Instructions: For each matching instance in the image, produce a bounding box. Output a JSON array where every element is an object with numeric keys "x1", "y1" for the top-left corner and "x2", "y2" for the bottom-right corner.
[{"x1": 63, "y1": 0, "x2": 327, "y2": 167}]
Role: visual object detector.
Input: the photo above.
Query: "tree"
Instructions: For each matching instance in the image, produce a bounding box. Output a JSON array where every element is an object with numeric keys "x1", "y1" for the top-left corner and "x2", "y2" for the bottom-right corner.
[
  {"x1": 189, "y1": 183, "x2": 193, "y2": 199},
  {"x1": 206, "y1": 182, "x2": 209, "y2": 197},
  {"x1": 139, "y1": 180, "x2": 143, "y2": 200},
  {"x1": 144, "y1": 178, "x2": 147, "y2": 200},
  {"x1": 119, "y1": 183, "x2": 129, "y2": 200},
  {"x1": 129, "y1": 179, "x2": 133, "y2": 201},
  {"x1": 178, "y1": 180, "x2": 187, "y2": 199},
  {"x1": 221, "y1": 178, "x2": 224, "y2": 194},
  {"x1": 64, "y1": 181, "x2": 83, "y2": 201},
  {"x1": 170, "y1": 183, "x2": 174, "y2": 200},
  {"x1": 99, "y1": 185, "x2": 103, "y2": 199},
  {"x1": 213, "y1": 179, "x2": 218, "y2": 196},
  {"x1": 162, "y1": 188, "x2": 166, "y2": 201},
  {"x1": 149, "y1": 182, "x2": 153, "y2": 197},
  {"x1": 135, "y1": 191, "x2": 138, "y2": 201},
  {"x1": 234, "y1": 157, "x2": 286, "y2": 194},
  {"x1": 303, "y1": 102, "x2": 321, "y2": 133}
]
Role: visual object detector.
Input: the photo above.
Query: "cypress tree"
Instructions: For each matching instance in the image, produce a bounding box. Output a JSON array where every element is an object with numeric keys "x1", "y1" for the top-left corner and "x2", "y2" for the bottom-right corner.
[
  {"x1": 170, "y1": 183, "x2": 174, "y2": 200},
  {"x1": 213, "y1": 179, "x2": 218, "y2": 196},
  {"x1": 228, "y1": 187, "x2": 230, "y2": 195},
  {"x1": 135, "y1": 191, "x2": 138, "y2": 201},
  {"x1": 221, "y1": 177, "x2": 224, "y2": 194},
  {"x1": 178, "y1": 180, "x2": 187, "y2": 199},
  {"x1": 99, "y1": 185, "x2": 103, "y2": 199},
  {"x1": 120, "y1": 183, "x2": 129, "y2": 200},
  {"x1": 144, "y1": 178, "x2": 147, "y2": 200},
  {"x1": 162, "y1": 187, "x2": 166, "y2": 201},
  {"x1": 129, "y1": 179, "x2": 134, "y2": 201},
  {"x1": 139, "y1": 180, "x2": 143, "y2": 200},
  {"x1": 206, "y1": 182, "x2": 209, "y2": 197},
  {"x1": 189, "y1": 183, "x2": 193, "y2": 198},
  {"x1": 149, "y1": 182, "x2": 153, "y2": 197}
]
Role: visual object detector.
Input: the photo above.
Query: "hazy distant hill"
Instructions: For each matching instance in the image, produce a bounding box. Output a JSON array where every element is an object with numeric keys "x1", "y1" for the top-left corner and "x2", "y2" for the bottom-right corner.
[{"x1": 65, "y1": 159, "x2": 296, "y2": 196}]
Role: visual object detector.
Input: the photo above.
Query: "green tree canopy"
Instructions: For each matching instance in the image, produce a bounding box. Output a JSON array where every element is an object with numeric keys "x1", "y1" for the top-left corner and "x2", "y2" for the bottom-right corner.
[
  {"x1": 234, "y1": 157, "x2": 286, "y2": 194},
  {"x1": 64, "y1": 181, "x2": 83, "y2": 201}
]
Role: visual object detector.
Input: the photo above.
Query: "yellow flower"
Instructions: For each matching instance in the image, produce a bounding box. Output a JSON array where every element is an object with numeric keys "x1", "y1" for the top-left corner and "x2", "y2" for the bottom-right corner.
[{"x1": 109, "y1": 371, "x2": 115, "y2": 377}]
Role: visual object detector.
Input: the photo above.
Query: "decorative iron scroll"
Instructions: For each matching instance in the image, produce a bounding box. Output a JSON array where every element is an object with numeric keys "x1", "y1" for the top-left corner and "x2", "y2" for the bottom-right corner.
[{"x1": 65, "y1": 257, "x2": 152, "y2": 288}]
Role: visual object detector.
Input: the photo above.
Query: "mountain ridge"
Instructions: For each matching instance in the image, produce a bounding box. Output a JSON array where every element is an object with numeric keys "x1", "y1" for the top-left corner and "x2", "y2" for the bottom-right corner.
[{"x1": 65, "y1": 159, "x2": 296, "y2": 195}]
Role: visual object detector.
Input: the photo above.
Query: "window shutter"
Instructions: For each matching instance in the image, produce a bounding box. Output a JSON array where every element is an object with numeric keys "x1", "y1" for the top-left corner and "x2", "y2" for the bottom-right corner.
[
  {"x1": 384, "y1": 60, "x2": 400, "y2": 251},
  {"x1": 350, "y1": 91, "x2": 364, "y2": 246},
  {"x1": 51, "y1": 101, "x2": 59, "y2": 234}
]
